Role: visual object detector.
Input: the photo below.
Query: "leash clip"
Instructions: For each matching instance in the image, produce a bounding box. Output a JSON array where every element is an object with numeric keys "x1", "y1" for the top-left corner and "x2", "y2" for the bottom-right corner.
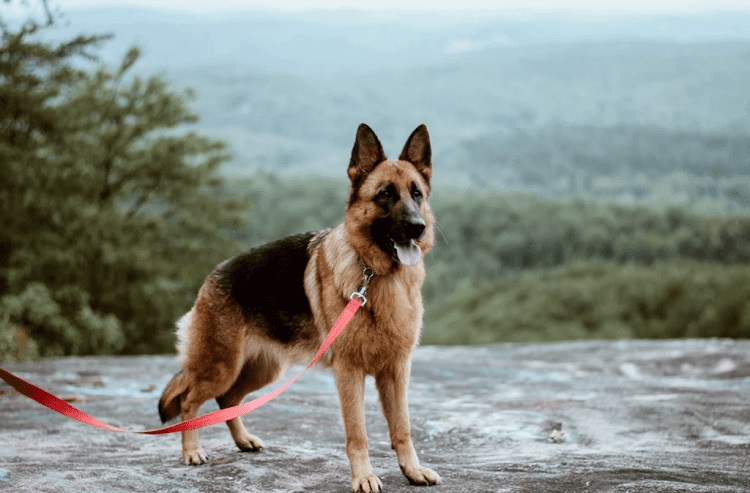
[{"x1": 350, "y1": 266, "x2": 374, "y2": 306}]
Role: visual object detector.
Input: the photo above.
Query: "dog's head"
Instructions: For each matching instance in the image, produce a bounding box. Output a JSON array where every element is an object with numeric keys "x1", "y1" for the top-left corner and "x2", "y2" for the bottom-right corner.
[{"x1": 345, "y1": 123, "x2": 435, "y2": 272}]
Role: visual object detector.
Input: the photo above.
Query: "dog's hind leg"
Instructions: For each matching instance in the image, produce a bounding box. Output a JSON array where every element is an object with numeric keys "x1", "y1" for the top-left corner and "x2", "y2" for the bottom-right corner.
[
  {"x1": 180, "y1": 349, "x2": 251, "y2": 464},
  {"x1": 216, "y1": 350, "x2": 283, "y2": 452},
  {"x1": 179, "y1": 381, "x2": 220, "y2": 465},
  {"x1": 179, "y1": 359, "x2": 246, "y2": 464},
  {"x1": 176, "y1": 285, "x2": 250, "y2": 465}
]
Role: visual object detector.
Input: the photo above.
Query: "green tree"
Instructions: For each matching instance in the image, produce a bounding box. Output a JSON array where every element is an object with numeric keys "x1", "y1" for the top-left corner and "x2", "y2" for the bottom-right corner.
[
  {"x1": 1, "y1": 2, "x2": 246, "y2": 359},
  {"x1": 1, "y1": 0, "x2": 105, "y2": 295}
]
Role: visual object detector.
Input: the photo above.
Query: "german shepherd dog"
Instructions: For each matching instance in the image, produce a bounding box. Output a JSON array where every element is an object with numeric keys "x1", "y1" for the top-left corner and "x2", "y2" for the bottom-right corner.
[{"x1": 158, "y1": 124, "x2": 441, "y2": 492}]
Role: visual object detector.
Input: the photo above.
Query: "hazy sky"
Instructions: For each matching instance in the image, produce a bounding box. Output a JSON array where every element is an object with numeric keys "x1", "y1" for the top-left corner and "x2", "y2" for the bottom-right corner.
[{"x1": 48, "y1": 0, "x2": 750, "y2": 13}]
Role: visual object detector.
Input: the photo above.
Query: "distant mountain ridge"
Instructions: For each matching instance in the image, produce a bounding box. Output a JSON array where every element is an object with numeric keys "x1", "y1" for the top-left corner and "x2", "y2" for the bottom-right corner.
[
  {"x1": 38, "y1": 7, "x2": 750, "y2": 202},
  {"x1": 51, "y1": 8, "x2": 750, "y2": 73}
]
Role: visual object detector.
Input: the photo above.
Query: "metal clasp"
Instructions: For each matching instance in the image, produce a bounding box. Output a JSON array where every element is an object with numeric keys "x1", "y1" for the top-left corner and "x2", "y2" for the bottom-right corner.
[{"x1": 349, "y1": 266, "x2": 374, "y2": 306}]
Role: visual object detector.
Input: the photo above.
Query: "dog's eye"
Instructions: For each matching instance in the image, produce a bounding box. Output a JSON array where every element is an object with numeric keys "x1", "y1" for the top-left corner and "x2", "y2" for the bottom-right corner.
[
  {"x1": 412, "y1": 185, "x2": 423, "y2": 200},
  {"x1": 377, "y1": 185, "x2": 396, "y2": 201}
]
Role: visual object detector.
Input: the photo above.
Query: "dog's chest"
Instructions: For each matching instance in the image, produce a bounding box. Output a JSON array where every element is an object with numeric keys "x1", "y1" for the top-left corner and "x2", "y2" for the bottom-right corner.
[{"x1": 336, "y1": 274, "x2": 424, "y2": 371}]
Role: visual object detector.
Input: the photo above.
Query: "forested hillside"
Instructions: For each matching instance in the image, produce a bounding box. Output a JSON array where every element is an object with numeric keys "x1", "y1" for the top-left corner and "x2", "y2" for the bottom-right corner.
[{"x1": 174, "y1": 41, "x2": 750, "y2": 192}]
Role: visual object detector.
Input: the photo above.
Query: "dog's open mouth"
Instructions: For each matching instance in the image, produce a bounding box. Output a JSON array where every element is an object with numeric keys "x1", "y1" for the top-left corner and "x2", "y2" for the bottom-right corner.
[{"x1": 393, "y1": 239, "x2": 422, "y2": 266}]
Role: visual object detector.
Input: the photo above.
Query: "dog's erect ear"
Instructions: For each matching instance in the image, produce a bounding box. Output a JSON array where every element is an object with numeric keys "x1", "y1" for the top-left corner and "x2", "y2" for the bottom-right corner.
[
  {"x1": 348, "y1": 123, "x2": 386, "y2": 185},
  {"x1": 399, "y1": 124, "x2": 432, "y2": 184}
]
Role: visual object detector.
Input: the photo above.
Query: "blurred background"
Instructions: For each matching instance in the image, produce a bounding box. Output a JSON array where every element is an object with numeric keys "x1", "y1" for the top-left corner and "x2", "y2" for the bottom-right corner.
[{"x1": 1, "y1": 0, "x2": 749, "y2": 360}]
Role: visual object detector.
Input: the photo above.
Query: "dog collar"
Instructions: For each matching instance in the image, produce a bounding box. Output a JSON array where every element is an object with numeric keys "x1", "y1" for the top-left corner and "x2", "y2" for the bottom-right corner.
[{"x1": 350, "y1": 265, "x2": 374, "y2": 306}]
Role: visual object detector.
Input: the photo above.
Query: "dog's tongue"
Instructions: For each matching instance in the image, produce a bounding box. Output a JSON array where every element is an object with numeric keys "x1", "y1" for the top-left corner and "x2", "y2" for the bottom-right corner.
[{"x1": 394, "y1": 240, "x2": 422, "y2": 266}]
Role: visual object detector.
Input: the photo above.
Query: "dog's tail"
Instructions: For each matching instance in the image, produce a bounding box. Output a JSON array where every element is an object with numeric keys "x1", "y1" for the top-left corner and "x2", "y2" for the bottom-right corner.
[{"x1": 158, "y1": 370, "x2": 188, "y2": 423}]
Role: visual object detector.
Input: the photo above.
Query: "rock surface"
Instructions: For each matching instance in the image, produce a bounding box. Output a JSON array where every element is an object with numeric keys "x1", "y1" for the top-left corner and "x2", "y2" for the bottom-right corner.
[{"x1": 1, "y1": 339, "x2": 749, "y2": 493}]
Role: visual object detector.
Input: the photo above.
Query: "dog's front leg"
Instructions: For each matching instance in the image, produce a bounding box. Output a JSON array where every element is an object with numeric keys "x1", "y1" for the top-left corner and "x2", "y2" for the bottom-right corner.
[
  {"x1": 375, "y1": 361, "x2": 441, "y2": 487},
  {"x1": 333, "y1": 362, "x2": 382, "y2": 493}
]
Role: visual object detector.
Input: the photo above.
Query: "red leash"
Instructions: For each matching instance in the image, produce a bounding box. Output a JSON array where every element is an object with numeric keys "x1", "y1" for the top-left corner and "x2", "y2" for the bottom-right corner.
[{"x1": 0, "y1": 298, "x2": 362, "y2": 435}]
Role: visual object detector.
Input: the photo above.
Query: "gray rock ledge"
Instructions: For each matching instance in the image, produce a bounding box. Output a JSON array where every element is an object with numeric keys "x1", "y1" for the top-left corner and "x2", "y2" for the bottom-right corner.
[{"x1": 1, "y1": 339, "x2": 749, "y2": 492}]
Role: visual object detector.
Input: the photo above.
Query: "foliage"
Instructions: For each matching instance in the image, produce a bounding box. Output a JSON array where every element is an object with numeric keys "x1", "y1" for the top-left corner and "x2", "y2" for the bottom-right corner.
[
  {"x1": 0, "y1": 283, "x2": 121, "y2": 357},
  {"x1": 0, "y1": 314, "x2": 38, "y2": 362},
  {"x1": 423, "y1": 261, "x2": 750, "y2": 345},
  {"x1": 424, "y1": 189, "x2": 750, "y2": 303},
  {"x1": 0, "y1": 3, "x2": 245, "y2": 360},
  {"x1": 226, "y1": 171, "x2": 348, "y2": 246},
  {"x1": 224, "y1": 174, "x2": 750, "y2": 304}
]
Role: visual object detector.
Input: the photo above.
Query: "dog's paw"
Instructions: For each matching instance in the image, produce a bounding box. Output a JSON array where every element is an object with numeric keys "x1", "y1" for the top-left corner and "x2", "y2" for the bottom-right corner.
[
  {"x1": 235, "y1": 431, "x2": 265, "y2": 452},
  {"x1": 182, "y1": 448, "x2": 208, "y2": 465},
  {"x1": 402, "y1": 465, "x2": 442, "y2": 486},
  {"x1": 352, "y1": 474, "x2": 382, "y2": 493}
]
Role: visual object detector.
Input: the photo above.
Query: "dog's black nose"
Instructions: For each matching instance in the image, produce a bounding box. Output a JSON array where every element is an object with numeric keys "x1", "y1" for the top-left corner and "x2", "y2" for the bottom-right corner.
[{"x1": 404, "y1": 219, "x2": 426, "y2": 240}]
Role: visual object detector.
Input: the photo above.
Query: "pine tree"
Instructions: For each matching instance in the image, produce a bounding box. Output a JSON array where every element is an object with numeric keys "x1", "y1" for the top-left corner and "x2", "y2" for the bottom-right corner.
[{"x1": 0, "y1": 2, "x2": 246, "y2": 359}]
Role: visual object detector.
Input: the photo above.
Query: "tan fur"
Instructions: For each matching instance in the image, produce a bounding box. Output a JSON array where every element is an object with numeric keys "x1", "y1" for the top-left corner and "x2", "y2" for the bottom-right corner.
[{"x1": 161, "y1": 126, "x2": 440, "y2": 492}]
